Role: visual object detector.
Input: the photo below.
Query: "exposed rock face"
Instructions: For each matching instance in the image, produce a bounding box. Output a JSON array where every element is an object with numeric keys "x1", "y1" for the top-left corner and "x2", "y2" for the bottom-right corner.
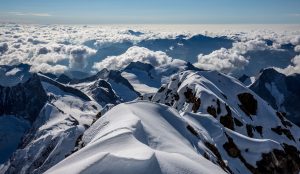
[
  {"x1": 271, "y1": 126, "x2": 295, "y2": 141},
  {"x1": 220, "y1": 105, "x2": 234, "y2": 130},
  {"x1": 39, "y1": 75, "x2": 91, "y2": 101},
  {"x1": 255, "y1": 143, "x2": 300, "y2": 174},
  {"x1": 0, "y1": 74, "x2": 47, "y2": 122},
  {"x1": 223, "y1": 135, "x2": 241, "y2": 158},
  {"x1": 204, "y1": 142, "x2": 233, "y2": 173},
  {"x1": 87, "y1": 79, "x2": 121, "y2": 105},
  {"x1": 223, "y1": 133, "x2": 300, "y2": 174},
  {"x1": 237, "y1": 92, "x2": 257, "y2": 117},
  {"x1": 73, "y1": 68, "x2": 138, "y2": 94},
  {"x1": 184, "y1": 87, "x2": 201, "y2": 113}
]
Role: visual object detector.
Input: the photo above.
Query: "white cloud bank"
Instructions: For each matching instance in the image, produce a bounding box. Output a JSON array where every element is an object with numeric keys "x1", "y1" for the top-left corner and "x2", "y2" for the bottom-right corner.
[
  {"x1": 1, "y1": 24, "x2": 300, "y2": 75},
  {"x1": 30, "y1": 63, "x2": 68, "y2": 74},
  {"x1": 295, "y1": 45, "x2": 300, "y2": 53},
  {"x1": 194, "y1": 39, "x2": 271, "y2": 73},
  {"x1": 277, "y1": 55, "x2": 300, "y2": 75},
  {"x1": 68, "y1": 45, "x2": 97, "y2": 69},
  {"x1": 93, "y1": 46, "x2": 173, "y2": 70},
  {"x1": 0, "y1": 25, "x2": 97, "y2": 74},
  {"x1": 194, "y1": 48, "x2": 249, "y2": 74},
  {"x1": 0, "y1": 24, "x2": 180, "y2": 74}
]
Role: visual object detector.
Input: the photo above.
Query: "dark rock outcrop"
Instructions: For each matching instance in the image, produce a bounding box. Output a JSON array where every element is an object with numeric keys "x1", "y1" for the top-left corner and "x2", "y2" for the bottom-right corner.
[
  {"x1": 0, "y1": 74, "x2": 47, "y2": 122},
  {"x1": 237, "y1": 93, "x2": 257, "y2": 117}
]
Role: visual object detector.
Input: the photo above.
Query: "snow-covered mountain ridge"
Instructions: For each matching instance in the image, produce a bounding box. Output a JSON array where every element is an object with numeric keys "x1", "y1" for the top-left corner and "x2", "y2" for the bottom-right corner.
[
  {"x1": 0, "y1": 63, "x2": 299, "y2": 174},
  {"x1": 143, "y1": 70, "x2": 300, "y2": 173}
]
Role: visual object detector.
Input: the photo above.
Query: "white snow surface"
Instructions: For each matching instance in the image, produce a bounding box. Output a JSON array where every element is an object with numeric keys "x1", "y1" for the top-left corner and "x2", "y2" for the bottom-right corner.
[
  {"x1": 121, "y1": 70, "x2": 160, "y2": 94},
  {"x1": 46, "y1": 101, "x2": 226, "y2": 174}
]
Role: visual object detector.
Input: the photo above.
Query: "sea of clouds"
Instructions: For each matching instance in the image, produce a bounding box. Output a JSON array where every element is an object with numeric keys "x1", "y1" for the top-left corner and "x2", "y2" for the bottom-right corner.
[{"x1": 0, "y1": 24, "x2": 300, "y2": 77}]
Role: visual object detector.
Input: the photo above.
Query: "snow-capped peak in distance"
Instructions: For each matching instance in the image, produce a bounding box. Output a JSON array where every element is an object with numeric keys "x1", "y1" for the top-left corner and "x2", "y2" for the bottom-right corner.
[{"x1": 250, "y1": 67, "x2": 300, "y2": 126}]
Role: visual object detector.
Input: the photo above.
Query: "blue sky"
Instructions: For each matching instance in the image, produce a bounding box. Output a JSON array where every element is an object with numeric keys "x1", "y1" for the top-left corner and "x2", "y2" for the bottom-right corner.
[{"x1": 0, "y1": 0, "x2": 300, "y2": 24}]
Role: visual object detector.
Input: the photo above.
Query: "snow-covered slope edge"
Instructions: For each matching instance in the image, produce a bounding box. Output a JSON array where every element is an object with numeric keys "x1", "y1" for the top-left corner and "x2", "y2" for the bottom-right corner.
[
  {"x1": 144, "y1": 70, "x2": 300, "y2": 173},
  {"x1": 45, "y1": 101, "x2": 227, "y2": 174}
]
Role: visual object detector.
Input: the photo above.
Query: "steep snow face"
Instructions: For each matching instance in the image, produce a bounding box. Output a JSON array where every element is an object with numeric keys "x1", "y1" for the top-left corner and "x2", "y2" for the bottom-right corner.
[
  {"x1": 72, "y1": 79, "x2": 121, "y2": 106},
  {"x1": 66, "y1": 68, "x2": 140, "y2": 104},
  {"x1": 96, "y1": 69, "x2": 140, "y2": 101},
  {"x1": 121, "y1": 62, "x2": 161, "y2": 94},
  {"x1": 147, "y1": 70, "x2": 300, "y2": 173},
  {"x1": 238, "y1": 74, "x2": 256, "y2": 87},
  {"x1": 0, "y1": 116, "x2": 30, "y2": 164},
  {"x1": 46, "y1": 101, "x2": 227, "y2": 174},
  {"x1": 0, "y1": 65, "x2": 102, "y2": 174},
  {"x1": 250, "y1": 68, "x2": 300, "y2": 126},
  {"x1": 265, "y1": 82, "x2": 285, "y2": 109},
  {"x1": 0, "y1": 80, "x2": 100, "y2": 174},
  {"x1": 120, "y1": 61, "x2": 202, "y2": 94}
]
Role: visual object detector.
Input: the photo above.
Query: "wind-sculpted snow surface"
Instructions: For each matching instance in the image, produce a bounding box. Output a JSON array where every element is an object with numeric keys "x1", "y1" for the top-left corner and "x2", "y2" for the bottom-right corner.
[
  {"x1": 47, "y1": 99, "x2": 300, "y2": 174},
  {"x1": 46, "y1": 101, "x2": 227, "y2": 174}
]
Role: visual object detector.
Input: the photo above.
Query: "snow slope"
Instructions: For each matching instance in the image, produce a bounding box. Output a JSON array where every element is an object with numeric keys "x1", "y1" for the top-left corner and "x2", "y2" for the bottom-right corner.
[
  {"x1": 147, "y1": 70, "x2": 300, "y2": 173},
  {"x1": 60, "y1": 68, "x2": 140, "y2": 104},
  {"x1": 0, "y1": 65, "x2": 103, "y2": 174},
  {"x1": 48, "y1": 96, "x2": 300, "y2": 174},
  {"x1": 0, "y1": 79, "x2": 101, "y2": 174},
  {"x1": 121, "y1": 61, "x2": 161, "y2": 94},
  {"x1": 120, "y1": 61, "x2": 202, "y2": 95},
  {"x1": 1, "y1": 63, "x2": 300, "y2": 174},
  {"x1": 46, "y1": 101, "x2": 226, "y2": 174}
]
